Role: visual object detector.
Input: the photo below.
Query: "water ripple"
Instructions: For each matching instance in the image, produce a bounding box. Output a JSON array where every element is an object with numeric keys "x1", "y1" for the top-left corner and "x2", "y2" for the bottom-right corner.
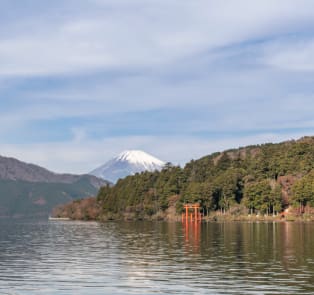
[{"x1": 0, "y1": 220, "x2": 314, "y2": 294}]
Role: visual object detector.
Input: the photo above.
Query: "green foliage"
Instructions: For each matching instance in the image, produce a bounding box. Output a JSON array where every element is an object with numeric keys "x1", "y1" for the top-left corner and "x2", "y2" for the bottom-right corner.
[
  {"x1": 98, "y1": 165, "x2": 185, "y2": 217},
  {"x1": 211, "y1": 168, "x2": 245, "y2": 212},
  {"x1": 291, "y1": 171, "x2": 314, "y2": 207},
  {"x1": 243, "y1": 180, "x2": 282, "y2": 214}
]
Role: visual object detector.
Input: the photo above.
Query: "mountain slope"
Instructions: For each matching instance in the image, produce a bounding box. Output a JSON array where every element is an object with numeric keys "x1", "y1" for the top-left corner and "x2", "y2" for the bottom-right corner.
[
  {"x1": 90, "y1": 150, "x2": 165, "y2": 183},
  {"x1": 0, "y1": 155, "x2": 105, "y2": 186},
  {"x1": 0, "y1": 155, "x2": 109, "y2": 218}
]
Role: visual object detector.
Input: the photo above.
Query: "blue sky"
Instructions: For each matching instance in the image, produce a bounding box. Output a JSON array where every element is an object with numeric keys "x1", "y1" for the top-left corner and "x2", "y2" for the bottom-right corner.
[{"x1": 1, "y1": 0, "x2": 314, "y2": 173}]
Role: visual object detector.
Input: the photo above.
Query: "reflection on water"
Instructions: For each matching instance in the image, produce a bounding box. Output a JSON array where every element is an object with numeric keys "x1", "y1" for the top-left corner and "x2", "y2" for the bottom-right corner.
[
  {"x1": 183, "y1": 219, "x2": 201, "y2": 253},
  {"x1": 0, "y1": 220, "x2": 314, "y2": 294}
]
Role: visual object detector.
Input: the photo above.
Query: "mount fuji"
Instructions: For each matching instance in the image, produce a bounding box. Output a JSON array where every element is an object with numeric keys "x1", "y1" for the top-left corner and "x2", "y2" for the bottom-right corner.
[{"x1": 89, "y1": 150, "x2": 165, "y2": 183}]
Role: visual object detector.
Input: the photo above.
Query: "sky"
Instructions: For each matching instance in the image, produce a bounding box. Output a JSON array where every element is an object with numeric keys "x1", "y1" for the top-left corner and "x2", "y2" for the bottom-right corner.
[{"x1": 1, "y1": 0, "x2": 314, "y2": 174}]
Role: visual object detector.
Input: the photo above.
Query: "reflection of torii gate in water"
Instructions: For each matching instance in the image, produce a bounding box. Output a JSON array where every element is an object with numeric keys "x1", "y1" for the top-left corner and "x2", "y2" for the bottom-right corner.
[
  {"x1": 182, "y1": 203, "x2": 202, "y2": 222},
  {"x1": 182, "y1": 203, "x2": 201, "y2": 253}
]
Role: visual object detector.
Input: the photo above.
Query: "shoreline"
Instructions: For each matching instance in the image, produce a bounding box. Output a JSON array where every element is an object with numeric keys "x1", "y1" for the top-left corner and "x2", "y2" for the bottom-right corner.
[{"x1": 58, "y1": 213, "x2": 314, "y2": 223}]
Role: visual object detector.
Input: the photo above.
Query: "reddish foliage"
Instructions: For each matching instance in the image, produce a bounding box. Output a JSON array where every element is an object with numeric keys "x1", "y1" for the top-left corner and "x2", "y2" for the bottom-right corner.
[
  {"x1": 277, "y1": 175, "x2": 299, "y2": 206},
  {"x1": 52, "y1": 197, "x2": 101, "y2": 220}
]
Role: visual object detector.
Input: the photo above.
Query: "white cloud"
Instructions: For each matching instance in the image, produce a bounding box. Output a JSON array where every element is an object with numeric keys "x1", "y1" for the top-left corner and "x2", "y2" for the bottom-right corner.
[{"x1": 264, "y1": 40, "x2": 314, "y2": 72}]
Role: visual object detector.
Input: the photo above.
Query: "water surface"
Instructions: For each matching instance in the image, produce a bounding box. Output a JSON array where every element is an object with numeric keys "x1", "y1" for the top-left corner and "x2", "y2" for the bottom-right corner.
[{"x1": 0, "y1": 220, "x2": 314, "y2": 294}]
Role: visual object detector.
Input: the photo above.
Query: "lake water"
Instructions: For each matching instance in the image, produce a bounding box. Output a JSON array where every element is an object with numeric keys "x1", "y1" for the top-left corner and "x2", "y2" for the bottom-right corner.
[{"x1": 0, "y1": 220, "x2": 314, "y2": 295}]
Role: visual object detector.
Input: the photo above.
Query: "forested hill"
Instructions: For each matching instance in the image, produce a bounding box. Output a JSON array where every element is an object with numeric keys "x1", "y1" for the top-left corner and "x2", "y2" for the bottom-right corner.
[{"x1": 55, "y1": 136, "x2": 314, "y2": 220}]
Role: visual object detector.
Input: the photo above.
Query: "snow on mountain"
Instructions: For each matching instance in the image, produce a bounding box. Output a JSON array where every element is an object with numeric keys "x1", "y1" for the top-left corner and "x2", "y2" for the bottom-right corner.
[
  {"x1": 89, "y1": 150, "x2": 165, "y2": 183},
  {"x1": 115, "y1": 150, "x2": 165, "y2": 170}
]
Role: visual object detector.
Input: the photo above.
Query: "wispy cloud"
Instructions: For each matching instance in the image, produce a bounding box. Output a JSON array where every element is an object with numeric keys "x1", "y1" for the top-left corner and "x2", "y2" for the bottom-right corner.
[{"x1": 264, "y1": 40, "x2": 314, "y2": 72}]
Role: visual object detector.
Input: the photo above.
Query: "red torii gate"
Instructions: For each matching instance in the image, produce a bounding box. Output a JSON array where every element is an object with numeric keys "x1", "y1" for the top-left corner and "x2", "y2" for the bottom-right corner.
[{"x1": 182, "y1": 203, "x2": 202, "y2": 222}]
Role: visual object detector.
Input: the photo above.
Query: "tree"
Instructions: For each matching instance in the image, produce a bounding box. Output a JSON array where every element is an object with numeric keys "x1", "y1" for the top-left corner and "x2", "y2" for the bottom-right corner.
[
  {"x1": 269, "y1": 183, "x2": 283, "y2": 214},
  {"x1": 212, "y1": 169, "x2": 244, "y2": 214},
  {"x1": 243, "y1": 180, "x2": 282, "y2": 215},
  {"x1": 291, "y1": 171, "x2": 314, "y2": 212}
]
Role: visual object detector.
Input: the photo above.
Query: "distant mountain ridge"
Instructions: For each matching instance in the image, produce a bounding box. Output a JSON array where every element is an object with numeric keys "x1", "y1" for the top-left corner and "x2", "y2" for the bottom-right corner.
[
  {"x1": 0, "y1": 155, "x2": 105, "y2": 186},
  {"x1": 90, "y1": 150, "x2": 165, "y2": 183},
  {"x1": 0, "y1": 155, "x2": 110, "y2": 218}
]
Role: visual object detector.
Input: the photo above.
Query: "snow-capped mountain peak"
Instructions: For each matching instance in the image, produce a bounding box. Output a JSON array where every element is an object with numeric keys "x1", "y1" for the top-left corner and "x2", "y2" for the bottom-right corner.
[
  {"x1": 89, "y1": 150, "x2": 165, "y2": 183},
  {"x1": 115, "y1": 150, "x2": 165, "y2": 169}
]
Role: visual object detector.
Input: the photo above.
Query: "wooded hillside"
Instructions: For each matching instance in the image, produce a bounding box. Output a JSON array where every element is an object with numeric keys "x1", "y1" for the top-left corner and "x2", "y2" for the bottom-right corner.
[
  {"x1": 54, "y1": 136, "x2": 314, "y2": 220},
  {"x1": 93, "y1": 137, "x2": 314, "y2": 220}
]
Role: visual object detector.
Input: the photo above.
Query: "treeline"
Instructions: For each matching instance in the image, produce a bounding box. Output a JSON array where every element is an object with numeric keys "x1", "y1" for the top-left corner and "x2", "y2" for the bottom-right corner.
[{"x1": 95, "y1": 137, "x2": 314, "y2": 219}]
